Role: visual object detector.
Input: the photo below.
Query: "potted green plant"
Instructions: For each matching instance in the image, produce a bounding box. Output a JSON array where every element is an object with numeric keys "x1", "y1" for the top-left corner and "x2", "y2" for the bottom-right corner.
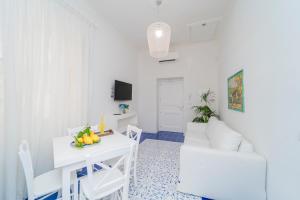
[{"x1": 192, "y1": 89, "x2": 218, "y2": 123}]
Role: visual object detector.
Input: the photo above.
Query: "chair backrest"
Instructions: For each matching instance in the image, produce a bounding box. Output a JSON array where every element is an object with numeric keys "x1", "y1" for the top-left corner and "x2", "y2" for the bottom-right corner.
[
  {"x1": 85, "y1": 144, "x2": 134, "y2": 194},
  {"x1": 126, "y1": 125, "x2": 142, "y2": 157},
  {"x1": 18, "y1": 140, "x2": 34, "y2": 200},
  {"x1": 126, "y1": 125, "x2": 142, "y2": 144}
]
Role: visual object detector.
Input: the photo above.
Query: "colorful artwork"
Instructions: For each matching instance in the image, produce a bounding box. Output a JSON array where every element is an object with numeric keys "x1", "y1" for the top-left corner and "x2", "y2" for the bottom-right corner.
[{"x1": 228, "y1": 70, "x2": 244, "y2": 112}]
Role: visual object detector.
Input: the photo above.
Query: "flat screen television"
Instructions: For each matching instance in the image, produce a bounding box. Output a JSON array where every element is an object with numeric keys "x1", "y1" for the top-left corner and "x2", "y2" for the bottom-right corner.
[{"x1": 114, "y1": 80, "x2": 132, "y2": 101}]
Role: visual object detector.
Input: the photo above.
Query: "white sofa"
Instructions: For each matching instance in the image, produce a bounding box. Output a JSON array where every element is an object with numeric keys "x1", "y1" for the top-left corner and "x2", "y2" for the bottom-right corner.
[{"x1": 177, "y1": 117, "x2": 267, "y2": 200}]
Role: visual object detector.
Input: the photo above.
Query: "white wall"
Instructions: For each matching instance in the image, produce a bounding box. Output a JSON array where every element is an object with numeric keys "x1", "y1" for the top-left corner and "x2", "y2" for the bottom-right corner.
[
  {"x1": 87, "y1": 21, "x2": 138, "y2": 124},
  {"x1": 218, "y1": 0, "x2": 300, "y2": 199},
  {"x1": 66, "y1": 0, "x2": 138, "y2": 125},
  {"x1": 137, "y1": 42, "x2": 219, "y2": 133}
]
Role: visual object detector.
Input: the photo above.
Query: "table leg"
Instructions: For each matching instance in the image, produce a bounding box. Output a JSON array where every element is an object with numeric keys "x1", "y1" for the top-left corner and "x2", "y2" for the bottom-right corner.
[
  {"x1": 73, "y1": 172, "x2": 79, "y2": 200},
  {"x1": 62, "y1": 167, "x2": 71, "y2": 200},
  {"x1": 122, "y1": 176, "x2": 129, "y2": 200}
]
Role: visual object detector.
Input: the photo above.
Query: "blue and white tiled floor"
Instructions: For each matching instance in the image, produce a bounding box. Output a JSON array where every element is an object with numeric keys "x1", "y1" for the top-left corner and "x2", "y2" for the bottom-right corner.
[
  {"x1": 133, "y1": 132, "x2": 211, "y2": 200},
  {"x1": 140, "y1": 131, "x2": 185, "y2": 143},
  {"x1": 40, "y1": 132, "x2": 212, "y2": 200},
  {"x1": 129, "y1": 139, "x2": 200, "y2": 200}
]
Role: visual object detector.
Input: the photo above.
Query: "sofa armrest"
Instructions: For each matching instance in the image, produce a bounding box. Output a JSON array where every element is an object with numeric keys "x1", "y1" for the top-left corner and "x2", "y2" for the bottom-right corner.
[
  {"x1": 178, "y1": 145, "x2": 266, "y2": 200},
  {"x1": 186, "y1": 122, "x2": 207, "y2": 133}
]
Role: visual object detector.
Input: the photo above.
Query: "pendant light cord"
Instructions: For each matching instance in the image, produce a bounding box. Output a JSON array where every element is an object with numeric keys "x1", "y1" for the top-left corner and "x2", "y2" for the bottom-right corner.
[{"x1": 156, "y1": 0, "x2": 162, "y2": 21}]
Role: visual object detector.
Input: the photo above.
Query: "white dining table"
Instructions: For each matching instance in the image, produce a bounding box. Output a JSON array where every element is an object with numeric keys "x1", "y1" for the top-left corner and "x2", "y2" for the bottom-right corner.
[{"x1": 53, "y1": 131, "x2": 134, "y2": 200}]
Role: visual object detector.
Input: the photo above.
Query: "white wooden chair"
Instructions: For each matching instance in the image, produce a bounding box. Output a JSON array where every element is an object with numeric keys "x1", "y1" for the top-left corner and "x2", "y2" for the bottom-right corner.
[
  {"x1": 104, "y1": 125, "x2": 142, "y2": 186},
  {"x1": 18, "y1": 140, "x2": 75, "y2": 200},
  {"x1": 79, "y1": 144, "x2": 134, "y2": 200},
  {"x1": 126, "y1": 125, "x2": 142, "y2": 186}
]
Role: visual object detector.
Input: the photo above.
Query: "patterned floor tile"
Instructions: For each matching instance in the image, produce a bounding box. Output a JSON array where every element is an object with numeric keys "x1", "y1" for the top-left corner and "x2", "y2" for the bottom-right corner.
[{"x1": 128, "y1": 139, "x2": 201, "y2": 200}]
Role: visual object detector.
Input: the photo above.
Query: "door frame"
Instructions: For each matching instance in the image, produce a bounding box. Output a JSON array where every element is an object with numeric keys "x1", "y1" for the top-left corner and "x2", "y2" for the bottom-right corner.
[{"x1": 156, "y1": 77, "x2": 184, "y2": 133}]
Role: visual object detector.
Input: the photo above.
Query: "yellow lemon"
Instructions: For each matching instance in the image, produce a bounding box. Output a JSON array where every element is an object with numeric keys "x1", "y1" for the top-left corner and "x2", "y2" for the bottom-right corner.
[
  {"x1": 90, "y1": 130, "x2": 95, "y2": 136},
  {"x1": 92, "y1": 135, "x2": 100, "y2": 143},
  {"x1": 88, "y1": 137, "x2": 94, "y2": 144},
  {"x1": 83, "y1": 136, "x2": 93, "y2": 145},
  {"x1": 77, "y1": 137, "x2": 83, "y2": 143}
]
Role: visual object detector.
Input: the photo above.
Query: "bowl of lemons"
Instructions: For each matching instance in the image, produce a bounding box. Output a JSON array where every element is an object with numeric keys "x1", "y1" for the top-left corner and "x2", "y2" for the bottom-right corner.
[{"x1": 73, "y1": 126, "x2": 100, "y2": 148}]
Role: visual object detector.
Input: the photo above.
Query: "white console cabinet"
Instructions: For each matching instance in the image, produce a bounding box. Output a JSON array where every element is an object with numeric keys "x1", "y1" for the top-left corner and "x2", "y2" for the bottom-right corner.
[{"x1": 105, "y1": 111, "x2": 138, "y2": 133}]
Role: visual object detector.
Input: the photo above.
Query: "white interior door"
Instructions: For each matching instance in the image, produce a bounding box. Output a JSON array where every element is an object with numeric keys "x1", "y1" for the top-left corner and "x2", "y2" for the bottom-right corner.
[{"x1": 158, "y1": 78, "x2": 184, "y2": 132}]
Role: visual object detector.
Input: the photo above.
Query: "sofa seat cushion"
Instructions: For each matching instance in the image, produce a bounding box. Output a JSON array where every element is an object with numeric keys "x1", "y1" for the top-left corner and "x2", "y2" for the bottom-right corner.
[{"x1": 210, "y1": 123, "x2": 243, "y2": 151}]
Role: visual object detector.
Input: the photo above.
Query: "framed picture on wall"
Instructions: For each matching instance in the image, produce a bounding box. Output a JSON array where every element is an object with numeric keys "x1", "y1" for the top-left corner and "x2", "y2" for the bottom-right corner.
[{"x1": 228, "y1": 69, "x2": 244, "y2": 112}]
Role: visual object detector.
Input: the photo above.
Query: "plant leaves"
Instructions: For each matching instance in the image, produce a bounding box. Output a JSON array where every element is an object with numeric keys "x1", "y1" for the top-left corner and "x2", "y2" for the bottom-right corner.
[{"x1": 192, "y1": 89, "x2": 217, "y2": 123}]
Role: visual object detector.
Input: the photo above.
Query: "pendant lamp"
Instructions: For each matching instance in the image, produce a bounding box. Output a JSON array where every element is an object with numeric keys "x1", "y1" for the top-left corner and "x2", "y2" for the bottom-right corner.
[{"x1": 147, "y1": 0, "x2": 171, "y2": 58}]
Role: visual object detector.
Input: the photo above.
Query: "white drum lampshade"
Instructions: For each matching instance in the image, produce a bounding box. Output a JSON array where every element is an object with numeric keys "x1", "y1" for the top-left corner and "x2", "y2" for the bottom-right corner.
[{"x1": 147, "y1": 22, "x2": 171, "y2": 58}]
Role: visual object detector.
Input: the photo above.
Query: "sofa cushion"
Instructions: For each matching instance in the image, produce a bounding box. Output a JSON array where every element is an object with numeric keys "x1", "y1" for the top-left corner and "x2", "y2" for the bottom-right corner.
[
  {"x1": 184, "y1": 138, "x2": 210, "y2": 148},
  {"x1": 238, "y1": 139, "x2": 254, "y2": 153},
  {"x1": 205, "y1": 117, "x2": 224, "y2": 140},
  {"x1": 210, "y1": 123, "x2": 243, "y2": 151},
  {"x1": 185, "y1": 130, "x2": 208, "y2": 142},
  {"x1": 184, "y1": 129, "x2": 210, "y2": 148},
  {"x1": 186, "y1": 122, "x2": 207, "y2": 133}
]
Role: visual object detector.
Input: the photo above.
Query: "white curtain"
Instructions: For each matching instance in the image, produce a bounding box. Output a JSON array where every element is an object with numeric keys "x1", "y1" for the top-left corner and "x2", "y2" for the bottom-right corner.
[
  {"x1": 0, "y1": 8, "x2": 4, "y2": 199},
  {"x1": 2, "y1": 0, "x2": 94, "y2": 198}
]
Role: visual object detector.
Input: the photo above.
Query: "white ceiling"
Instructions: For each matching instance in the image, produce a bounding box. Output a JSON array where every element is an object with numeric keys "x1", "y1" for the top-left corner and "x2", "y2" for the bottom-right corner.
[{"x1": 88, "y1": 0, "x2": 229, "y2": 48}]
